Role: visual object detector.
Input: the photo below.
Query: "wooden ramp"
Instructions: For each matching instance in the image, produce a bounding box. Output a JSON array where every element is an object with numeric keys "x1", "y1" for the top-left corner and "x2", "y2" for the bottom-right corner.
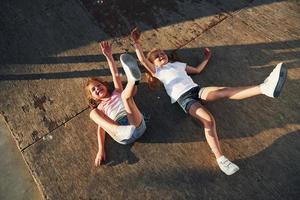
[{"x1": 0, "y1": 0, "x2": 300, "y2": 199}]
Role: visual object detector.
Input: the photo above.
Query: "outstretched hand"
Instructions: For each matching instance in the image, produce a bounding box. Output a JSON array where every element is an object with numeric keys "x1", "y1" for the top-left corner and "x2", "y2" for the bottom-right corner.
[
  {"x1": 100, "y1": 41, "x2": 112, "y2": 57},
  {"x1": 204, "y1": 47, "x2": 212, "y2": 60},
  {"x1": 131, "y1": 27, "x2": 141, "y2": 43}
]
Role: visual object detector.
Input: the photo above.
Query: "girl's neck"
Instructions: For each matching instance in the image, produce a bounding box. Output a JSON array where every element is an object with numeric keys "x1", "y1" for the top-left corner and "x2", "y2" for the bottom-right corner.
[
  {"x1": 159, "y1": 62, "x2": 169, "y2": 68},
  {"x1": 98, "y1": 92, "x2": 111, "y2": 101}
]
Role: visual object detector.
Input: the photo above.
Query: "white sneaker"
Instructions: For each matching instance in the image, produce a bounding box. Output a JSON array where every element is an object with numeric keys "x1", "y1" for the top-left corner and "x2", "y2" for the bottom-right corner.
[
  {"x1": 120, "y1": 54, "x2": 141, "y2": 84},
  {"x1": 217, "y1": 156, "x2": 239, "y2": 175},
  {"x1": 260, "y1": 62, "x2": 287, "y2": 98}
]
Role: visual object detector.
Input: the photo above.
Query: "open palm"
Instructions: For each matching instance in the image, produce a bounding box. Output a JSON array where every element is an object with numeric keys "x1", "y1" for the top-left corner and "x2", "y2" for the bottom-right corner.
[
  {"x1": 131, "y1": 27, "x2": 141, "y2": 42},
  {"x1": 100, "y1": 41, "x2": 112, "y2": 57}
]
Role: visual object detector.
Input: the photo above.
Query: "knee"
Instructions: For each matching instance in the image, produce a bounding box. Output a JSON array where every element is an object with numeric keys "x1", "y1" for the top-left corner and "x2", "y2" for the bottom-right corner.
[
  {"x1": 197, "y1": 113, "x2": 215, "y2": 129},
  {"x1": 121, "y1": 92, "x2": 130, "y2": 101},
  {"x1": 203, "y1": 118, "x2": 215, "y2": 130}
]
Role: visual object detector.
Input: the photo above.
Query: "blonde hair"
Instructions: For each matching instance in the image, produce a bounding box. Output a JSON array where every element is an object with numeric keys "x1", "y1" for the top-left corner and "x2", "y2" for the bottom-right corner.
[
  {"x1": 84, "y1": 78, "x2": 109, "y2": 109},
  {"x1": 146, "y1": 48, "x2": 162, "y2": 90}
]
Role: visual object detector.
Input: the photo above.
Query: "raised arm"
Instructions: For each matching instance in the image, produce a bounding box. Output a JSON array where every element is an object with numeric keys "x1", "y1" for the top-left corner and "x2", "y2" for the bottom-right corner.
[
  {"x1": 94, "y1": 126, "x2": 106, "y2": 167},
  {"x1": 186, "y1": 48, "x2": 211, "y2": 74},
  {"x1": 100, "y1": 41, "x2": 123, "y2": 92},
  {"x1": 131, "y1": 27, "x2": 156, "y2": 76}
]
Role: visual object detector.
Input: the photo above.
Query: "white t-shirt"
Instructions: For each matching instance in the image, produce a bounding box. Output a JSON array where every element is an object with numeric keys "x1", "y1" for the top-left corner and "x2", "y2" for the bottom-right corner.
[{"x1": 154, "y1": 62, "x2": 197, "y2": 103}]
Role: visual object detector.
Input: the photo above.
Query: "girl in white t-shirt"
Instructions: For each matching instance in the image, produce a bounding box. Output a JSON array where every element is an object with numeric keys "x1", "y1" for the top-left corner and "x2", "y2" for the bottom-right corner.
[
  {"x1": 85, "y1": 41, "x2": 146, "y2": 166},
  {"x1": 131, "y1": 27, "x2": 287, "y2": 175}
]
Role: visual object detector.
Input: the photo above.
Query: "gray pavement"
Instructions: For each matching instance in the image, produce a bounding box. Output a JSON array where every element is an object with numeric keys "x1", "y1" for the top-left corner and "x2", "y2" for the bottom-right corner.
[
  {"x1": 0, "y1": 0, "x2": 300, "y2": 199},
  {"x1": 0, "y1": 116, "x2": 41, "y2": 200}
]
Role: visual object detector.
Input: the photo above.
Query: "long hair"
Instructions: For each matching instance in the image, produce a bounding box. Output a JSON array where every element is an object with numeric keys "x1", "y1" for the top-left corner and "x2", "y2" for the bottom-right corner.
[
  {"x1": 146, "y1": 48, "x2": 161, "y2": 90},
  {"x1": 84, "y1": 78, "x2": 109, "y2": 109}
]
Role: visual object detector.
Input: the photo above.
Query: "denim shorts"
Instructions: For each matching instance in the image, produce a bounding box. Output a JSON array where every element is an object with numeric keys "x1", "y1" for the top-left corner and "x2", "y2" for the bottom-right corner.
[
  {"x1": 176, "y1": 86, "x2": 204, "y2": 113},
  {"x1": 116, "y1": 115, "x2": 147, "y2": 144}
]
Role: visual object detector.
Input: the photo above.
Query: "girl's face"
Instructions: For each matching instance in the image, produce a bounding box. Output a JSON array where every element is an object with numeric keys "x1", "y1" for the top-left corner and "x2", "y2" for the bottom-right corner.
[
  {"x1": 88, "y1": 80, "x2": 108, "y2": 100},
  {"x1": 152, "y1": 51, "x2": 169, "y2": 67}
]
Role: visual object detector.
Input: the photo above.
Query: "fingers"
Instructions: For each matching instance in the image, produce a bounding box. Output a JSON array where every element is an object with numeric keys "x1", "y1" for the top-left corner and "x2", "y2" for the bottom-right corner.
[
  {"x1": 132, "y1": 27, "x2": 139, "y2": 35},
  {"x1": 94, "y1": 153, "x2": 106, "y2": 167},
  {"x1": 100, "y1": 41, "x2": 106, "y2": 48},
  {"x1": 205, "y1": 47, "x2": 211, "y2": 52},
  {"x1": 95, "y1": 157, "x2": 102, "y2": 167},
  {"x1": 204, "y1": 47, "x2": 210, "y2": 53},
  {"x1": 95, "y1": 154, "x2": 101, "y2": 166},
  {"x1": 134, "y1": 27, "x2": 140, "y2": 33},
  {"x1": 99, "y1": 41, "x2": 111, "y2": 49},
  {"x1": 204, "y1": 47, "x2": 212, "y2": 59},
  {"x1": 94, "y1": 157, "x2": 100, "y2": 167},
  {"x1": 131, "y1": 27, "x2": 141, "y2": 41},
  {"x1": 105, "y1": 41, "x2": 111, "y2": 49},
  {"x1": 131, "y1": 27, "x2": 138, "y2": 34},
  {"x1": 130, "y1": 29, "x2": 136, "y2": 38}
]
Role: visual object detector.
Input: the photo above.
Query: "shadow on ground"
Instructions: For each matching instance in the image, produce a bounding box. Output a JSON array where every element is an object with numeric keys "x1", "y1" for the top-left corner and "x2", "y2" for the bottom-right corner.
[
  {"x1": 1, "y1": 39, "x2": 299, "y2": 144},
  {"x1": 88, "y1": 130, "x2": 300, "y2": 200},
  {"x1": 1, "y1": 0, "x2": 299, "y2": 199},
  {"x1": 82, "y1": 0, "x2": 284, "y2": 37},
  {"x1": 0, "y1": 39, "x2": 299, "y2": 79},
  {"x1": 0, "y1": 0, "x2": 284, "y2": 66}
]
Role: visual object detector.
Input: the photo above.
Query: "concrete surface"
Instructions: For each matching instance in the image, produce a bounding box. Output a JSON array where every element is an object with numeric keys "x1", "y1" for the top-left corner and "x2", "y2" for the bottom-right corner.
[
  {"x1": 0, "y1": 116, "x2": 42, "y2": 200},
  {"x1": 0, "y1": 0, "x2": 300, "y2": 199}
]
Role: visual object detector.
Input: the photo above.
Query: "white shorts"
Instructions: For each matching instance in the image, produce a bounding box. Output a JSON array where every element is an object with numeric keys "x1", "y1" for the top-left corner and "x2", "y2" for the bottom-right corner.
[{"x1": 112, "y1": 117, "x2": 146, "y2": 145}]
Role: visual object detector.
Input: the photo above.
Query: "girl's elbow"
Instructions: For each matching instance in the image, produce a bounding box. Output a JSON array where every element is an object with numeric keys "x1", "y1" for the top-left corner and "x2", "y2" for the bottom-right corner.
[{"x1": 196, "y1": 69, "x2": 202, "y2": 74}]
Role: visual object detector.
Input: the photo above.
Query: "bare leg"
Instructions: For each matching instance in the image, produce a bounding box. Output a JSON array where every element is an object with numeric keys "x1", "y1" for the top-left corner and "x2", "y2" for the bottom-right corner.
[
  {"x1": 188, "y1": 102, "x2": 223, "y2": 158},
  {"x1": 200, "y1": 85, "x2": 262, "y2": 101},
  {"x1": 121, "y1": 80, "x2": 143, "y2": 127},
  {"x1": 90, "y1": 109, "x2": 119, "y2": 137},
  {"x1": 188, "y1": 102, "x2": 240, "y2": 175}
]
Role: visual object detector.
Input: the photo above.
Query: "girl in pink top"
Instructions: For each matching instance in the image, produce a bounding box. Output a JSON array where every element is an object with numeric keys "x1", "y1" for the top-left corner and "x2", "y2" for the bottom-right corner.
[{"x1": 85, "y1": 41, "x2": 146, "y2": 167}]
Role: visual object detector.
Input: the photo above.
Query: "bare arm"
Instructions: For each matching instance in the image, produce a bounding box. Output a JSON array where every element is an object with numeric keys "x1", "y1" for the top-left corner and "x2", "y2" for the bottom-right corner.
[
  {"x1": 100, "y1": 41, "x2": 123, "y2": 92},
  {"x1": 95, "y1": 126, "x2": 106, "y2": 166},
  {"x1": 97, "y1": 126, "x2": 105, "y2": 152},
  {"x1": 131, "y1": 27, "x2": 156, "y2": 76},
  {"x1": 186, "y1": 48, "x2": 211, "y2": 74}
]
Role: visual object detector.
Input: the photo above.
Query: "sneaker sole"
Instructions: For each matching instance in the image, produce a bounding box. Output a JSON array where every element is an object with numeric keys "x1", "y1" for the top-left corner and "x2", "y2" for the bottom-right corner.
[
  {"x1": 273, "y1": 63, "x2": 287, "y2": 98},
  {"x1": 120, "y1": 54, "x2": 141, "y2": 81}
]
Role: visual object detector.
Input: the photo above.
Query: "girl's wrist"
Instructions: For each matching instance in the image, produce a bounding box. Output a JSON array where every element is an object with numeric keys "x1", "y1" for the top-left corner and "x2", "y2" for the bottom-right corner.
[
  {"x1": 100, "y1": 146, "x2": 105, "y2": 152},
  {"x1": 105, "y1": 54, "x2": 113, "y2": 59}
]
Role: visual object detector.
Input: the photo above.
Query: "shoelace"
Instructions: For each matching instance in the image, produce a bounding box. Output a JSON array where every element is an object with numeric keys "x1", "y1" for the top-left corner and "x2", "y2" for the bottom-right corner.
[{"x1": 220, "y1": 159, "x2": 231, "y2": 168}]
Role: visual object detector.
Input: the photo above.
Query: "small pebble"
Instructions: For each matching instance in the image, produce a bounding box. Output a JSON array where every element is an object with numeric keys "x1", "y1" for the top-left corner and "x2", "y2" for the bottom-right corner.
[{"x1": 42, "y1": 134, "x2": 53, "y2": 141}]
